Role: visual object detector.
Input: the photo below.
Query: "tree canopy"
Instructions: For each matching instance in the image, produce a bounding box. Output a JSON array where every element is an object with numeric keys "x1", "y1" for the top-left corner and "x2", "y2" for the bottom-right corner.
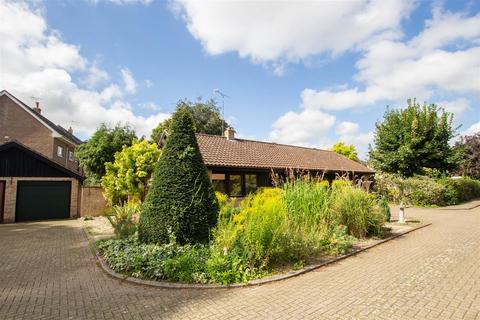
[
  {"x1": 75, "y1": 123, "x2": 137, "y2": 184},
  {"x1": 369, "y1": 99, "x2": 461, "y2": 177},
  {"x1": 101, "y1": 139, "x2": 161, "y2": 205},
  {"x1": 139, "y1": 105, "x2": 219, "y2": 245},
  {"x1": 457, "y1": 132, "x2": 480, "y2": 179},
  {"x1": 331, "y1": 141, "x2": 359, "y2": 162},
  {"x1": 150, "y1": 99, "x2": 228, "y2": 143}
]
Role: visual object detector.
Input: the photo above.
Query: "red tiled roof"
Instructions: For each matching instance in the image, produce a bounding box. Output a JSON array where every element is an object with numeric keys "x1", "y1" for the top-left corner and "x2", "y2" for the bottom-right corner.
[{"x1": 196, "y1": 134, "x2": 374, "y2": 173}]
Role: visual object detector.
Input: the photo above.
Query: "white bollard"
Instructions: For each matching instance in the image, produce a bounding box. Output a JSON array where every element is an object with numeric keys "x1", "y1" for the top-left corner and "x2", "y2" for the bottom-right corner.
[{"x1": 398, "y1": 202, "x2": 405, "y2": 223}]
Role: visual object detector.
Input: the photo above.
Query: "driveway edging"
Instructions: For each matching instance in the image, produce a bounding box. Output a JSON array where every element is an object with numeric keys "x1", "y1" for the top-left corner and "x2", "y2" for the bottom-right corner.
[{"x1": 83, "y1": 221, "x2": 431, "y2": 289}]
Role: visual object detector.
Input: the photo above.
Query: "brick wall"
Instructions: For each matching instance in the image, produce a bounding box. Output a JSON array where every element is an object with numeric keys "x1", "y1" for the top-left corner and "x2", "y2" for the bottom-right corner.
[
  {"x1": 80, "y1": 186, "x2": 108, "y2": 217},
  {"x1": 0, "y1": 177, "x2": 80, "y2": 223},
  {"x1": 0, "y1": 95, "x2": 53, "y2": 158}
]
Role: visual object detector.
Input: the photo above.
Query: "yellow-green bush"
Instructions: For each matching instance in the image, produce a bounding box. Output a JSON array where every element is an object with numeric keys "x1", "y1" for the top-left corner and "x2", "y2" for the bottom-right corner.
[{"x1": 332, "y1": 186, "x2": 386, "y2": 238}]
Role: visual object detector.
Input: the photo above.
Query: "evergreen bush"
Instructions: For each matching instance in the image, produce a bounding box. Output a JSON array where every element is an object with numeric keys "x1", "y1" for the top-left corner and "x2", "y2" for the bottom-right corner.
[{"x1": 138, "y1": 105, "x2": 219, "y2": 244}]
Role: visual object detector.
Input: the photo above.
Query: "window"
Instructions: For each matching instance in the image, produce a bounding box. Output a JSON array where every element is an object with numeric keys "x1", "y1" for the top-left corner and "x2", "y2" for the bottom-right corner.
[
  {"x1": 211, "y1": 173, "x2": 226, "y2": 194},
  {"x1": 68, "y1": 151, "x2": 74, "y2": 161},
  {"x1": 245, "y1": 174, "x2": 257, "y2": 194},
  {"x1": 56, "y1": 146, "x2": 64, "y2": 157},
  {"x1": 229, "y1": 174, "x2": 242, "y2": 197}
]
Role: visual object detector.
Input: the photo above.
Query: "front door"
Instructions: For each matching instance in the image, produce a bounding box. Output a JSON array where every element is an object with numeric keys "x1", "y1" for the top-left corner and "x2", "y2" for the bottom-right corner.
[{"x1": 0, "y1": 181, "x2": 5, "y2": 223}]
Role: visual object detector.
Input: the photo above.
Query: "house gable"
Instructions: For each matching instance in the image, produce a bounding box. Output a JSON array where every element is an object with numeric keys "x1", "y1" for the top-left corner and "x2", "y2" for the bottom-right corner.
[
  {"x1": 0, "y1": 90, "x2": 82, "y2": 146},
  {"x1": 0, "y1": 141, "x2": 83, "y2": 180}
]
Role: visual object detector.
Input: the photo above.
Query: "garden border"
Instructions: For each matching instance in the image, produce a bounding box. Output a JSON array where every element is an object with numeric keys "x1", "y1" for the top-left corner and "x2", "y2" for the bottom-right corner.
[{"x1": 83, "y1": 221, "x2": 431, "y2": 289}]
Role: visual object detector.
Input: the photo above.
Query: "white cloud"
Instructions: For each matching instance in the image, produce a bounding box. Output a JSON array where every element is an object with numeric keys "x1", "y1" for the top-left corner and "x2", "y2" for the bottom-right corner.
[
  {"x1": 269, "y1": 109, "x2": 335, "y2": 146},
  {"x1": 438, "y1": 98, "x2": 471, "y2": 118},
  {"x1": 0, "y1": 1, "x2": 168, "y2": 138},
  {"x1": 269, "y1": 5, "x2": 479, "y2": 151},
  {"x1": 173, "y1": 0, "x2": 414, "y2": 70},
  {"x1": 462, "y1": 122, "x2": 480, "y2": 136},
  {"x1": 120, "y1": 67, "x2": 137, "y2": 94},
  {"x1": 83, "y1": 63, "x2": 109, "y2": 88},
  {"x1": 301, "y1": 8, "x2": 480, "y2": 111},
  {"x1": 335, "y1": 121, "x2": 374, "y2": 146},
  {"x1": 140, "y1": 102, "x2": 161, "y2": 111}
]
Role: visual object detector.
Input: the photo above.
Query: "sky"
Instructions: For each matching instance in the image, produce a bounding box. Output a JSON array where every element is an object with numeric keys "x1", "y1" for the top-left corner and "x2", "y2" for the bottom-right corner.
[{"x1": 1, "y1": 0, "x2": 479, "y2": 158}]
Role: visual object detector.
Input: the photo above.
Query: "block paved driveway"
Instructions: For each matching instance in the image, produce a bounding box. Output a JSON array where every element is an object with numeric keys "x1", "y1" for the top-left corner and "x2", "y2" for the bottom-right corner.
[{"x1": 1, "y1": 204, "x2": 479, "y2": 320}]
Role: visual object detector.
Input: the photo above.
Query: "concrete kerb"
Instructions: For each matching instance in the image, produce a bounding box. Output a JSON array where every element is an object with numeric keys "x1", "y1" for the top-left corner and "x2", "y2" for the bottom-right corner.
[
  {"x1": 81, "y1": 220, "x2": 432, "y2": 289},
  {"x1": 438, "y1": 199, "x2": 480, "y2": 211}
]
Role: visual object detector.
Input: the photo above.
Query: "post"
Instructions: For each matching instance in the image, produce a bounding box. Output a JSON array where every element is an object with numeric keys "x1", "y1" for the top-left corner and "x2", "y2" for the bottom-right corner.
[{"x1": 398, "y1": 201, "x2": 405, "y2": 223}]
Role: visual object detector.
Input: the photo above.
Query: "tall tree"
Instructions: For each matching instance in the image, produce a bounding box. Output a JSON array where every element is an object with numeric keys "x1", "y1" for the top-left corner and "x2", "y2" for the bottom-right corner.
[
  {"x1": 150, "y1": 98, "x2": 228, "y2": 143},
  {"x1": 331, "y1": 141, "x2": 359, "y2": 162},
  {"x1": 457, "y1": 132, "x2": 480, "y2": 179},
  {"x1": 139, "y1": 105, "x2": 219, "y2": 245},
  {"x1": 75, "y1": 123, "x2": 136, "y2": 184},
  {"x1": 101, "y1": 139, "x2": 161, "y2": 205},
  {"x1": 369, "y1": 99, "x2": 461, "y2": 177}
]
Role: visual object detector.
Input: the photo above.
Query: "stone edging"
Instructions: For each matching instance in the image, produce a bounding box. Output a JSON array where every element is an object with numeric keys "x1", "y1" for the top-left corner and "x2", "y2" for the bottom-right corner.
[
  {"x1": 83, "y1": 221, "x2": 431, "y2": 289},
  {"x1": 438, "y1": 200, "x2": 480, "y2": 211}
]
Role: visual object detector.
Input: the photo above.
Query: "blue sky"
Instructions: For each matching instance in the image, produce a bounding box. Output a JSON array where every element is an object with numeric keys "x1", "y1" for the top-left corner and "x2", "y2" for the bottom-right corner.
[{"x1": 1, "y1": 0, "x2": 479, "y2": 158}]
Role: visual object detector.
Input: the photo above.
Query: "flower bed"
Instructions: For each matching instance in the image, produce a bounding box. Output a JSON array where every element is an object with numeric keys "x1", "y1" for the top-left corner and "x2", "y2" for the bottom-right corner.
[{"x1": 98, "y1": 179, "x2": 390, "y2": 285}]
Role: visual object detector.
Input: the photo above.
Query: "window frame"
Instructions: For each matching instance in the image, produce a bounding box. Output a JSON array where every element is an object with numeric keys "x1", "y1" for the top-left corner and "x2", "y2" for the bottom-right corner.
[{"x1": 56, "y1": 146, "x2": 64, "y2": 158}]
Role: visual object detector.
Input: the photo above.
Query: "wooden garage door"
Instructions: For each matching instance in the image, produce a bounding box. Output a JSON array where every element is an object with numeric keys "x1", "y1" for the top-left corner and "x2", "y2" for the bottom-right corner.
[{"x1": 15, "y1": 181, "x2": 71, "y2": 222}]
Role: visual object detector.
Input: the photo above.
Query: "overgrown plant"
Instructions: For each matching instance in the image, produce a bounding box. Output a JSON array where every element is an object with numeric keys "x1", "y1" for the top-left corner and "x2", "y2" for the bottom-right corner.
[{"x1": 106, "y1": 202, "x2": 139, "y2": 238}]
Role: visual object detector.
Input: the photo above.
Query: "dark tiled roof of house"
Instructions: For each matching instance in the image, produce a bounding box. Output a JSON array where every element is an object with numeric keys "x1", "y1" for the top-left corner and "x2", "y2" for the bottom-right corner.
[
  {"x1": 0, "y1": 90, "x2": 83, "y2": 145},
  {"x1": 196, "y1": 134, "x2": 374, "y2": 173}
]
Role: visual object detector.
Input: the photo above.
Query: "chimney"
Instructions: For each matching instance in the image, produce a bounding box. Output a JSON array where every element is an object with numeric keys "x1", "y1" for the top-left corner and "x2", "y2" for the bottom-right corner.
[
  {"x1": 68, "y1": 126, "x2": 74, "y2": 134},
  {"x1": 33, "y1": 101, "x2": 41, "y2": 114},
  {"x1": 224, "y1": 127, "x2": 235, "y2": 140}
]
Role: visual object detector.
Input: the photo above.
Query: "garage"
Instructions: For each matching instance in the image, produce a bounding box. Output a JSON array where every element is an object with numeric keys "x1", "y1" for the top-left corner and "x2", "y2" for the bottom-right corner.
[
  {"x1": 15, "y1": 181, "x2": 71, "y2": 222},
  {"x1": 0, "y1": 142, "x2": 83, "y2": 223}
]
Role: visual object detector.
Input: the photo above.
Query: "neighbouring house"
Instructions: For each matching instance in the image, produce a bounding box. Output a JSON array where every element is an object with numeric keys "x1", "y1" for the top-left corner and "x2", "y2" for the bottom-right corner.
[
  {"x1": 160, "y1": 127, "x2": 374, "y2": 197},
  {"x1": 0, "y1": 90, "x2": 84, "y2": 223}
]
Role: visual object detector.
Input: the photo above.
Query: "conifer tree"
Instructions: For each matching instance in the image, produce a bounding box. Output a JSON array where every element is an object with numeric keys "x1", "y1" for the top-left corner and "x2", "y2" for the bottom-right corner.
[{"x1": 139, "y1": 104, "x2": 219, "y2": 244}]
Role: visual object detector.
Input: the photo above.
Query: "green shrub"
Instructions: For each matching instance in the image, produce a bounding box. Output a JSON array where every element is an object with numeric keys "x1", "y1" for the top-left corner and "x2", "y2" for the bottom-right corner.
[
  {"x1": 332, "y1": 186, "x2": 385, "y2": 238},
  {"x1": 450, "y1": 177, "x2": 480, "y2": 202},
  {"x1": 105, "y1": 202, "x2": 139, "y2": 238},
  {"x1": 375, "y1": 173, "x2": 480, "y2": 207},
  {"x1": 378, "y1": 197, "x2": 391, "y2": 222},
  {"x1": 161, "y1": 245, "x2": 210, "y2": 283},
  {"x1": 138, "y1": 105, "x2": 219, "y2": 245},
  {"x1": 402, "y1": 176, "x2": 447, "y2": 206}
]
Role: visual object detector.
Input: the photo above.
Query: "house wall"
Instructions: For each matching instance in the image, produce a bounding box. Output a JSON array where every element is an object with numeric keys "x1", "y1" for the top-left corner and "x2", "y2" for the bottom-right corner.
[
  {"x1": 0, "y1": 95, "x2": 53, "y2": 158},
  {"x1": 52, "y1": 138, "x2": 79, "y2": 172},
  {"x1": 0, "y1": 177, "x2": 80, "y2": 223},
  {"x1": 80, "y1": 186, "x2": 108, "y2": 217}
]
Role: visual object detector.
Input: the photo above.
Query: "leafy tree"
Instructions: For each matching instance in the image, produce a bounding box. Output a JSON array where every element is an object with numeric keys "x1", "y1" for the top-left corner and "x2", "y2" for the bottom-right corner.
[
  {"x1": 150, "y1": 98, "x2": 228, "y2": 142},
  {"x1": 457, "y1": 132, "x2": 480, "y2": 179},
  {"x1": 76, "y1": 123, "x2": 136, "y2": 184},
  {"x1": 369, "y1": 99, "x2": 461, "y2": 177},
  {"x1": 101, "y1": 140, "x2": 161, "y2": 205},
  {"x1": 331, "y1": 141, "x2": 359, "y2": 162},
  {"x1": 139, "y1": 104, "x2": 219, "y2": 245}
]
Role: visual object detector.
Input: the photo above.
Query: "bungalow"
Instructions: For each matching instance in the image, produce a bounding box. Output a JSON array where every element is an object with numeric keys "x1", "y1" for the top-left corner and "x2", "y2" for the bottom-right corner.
[{"x1": 161, "y1": 127, "x2": 374, "y2": 197}]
